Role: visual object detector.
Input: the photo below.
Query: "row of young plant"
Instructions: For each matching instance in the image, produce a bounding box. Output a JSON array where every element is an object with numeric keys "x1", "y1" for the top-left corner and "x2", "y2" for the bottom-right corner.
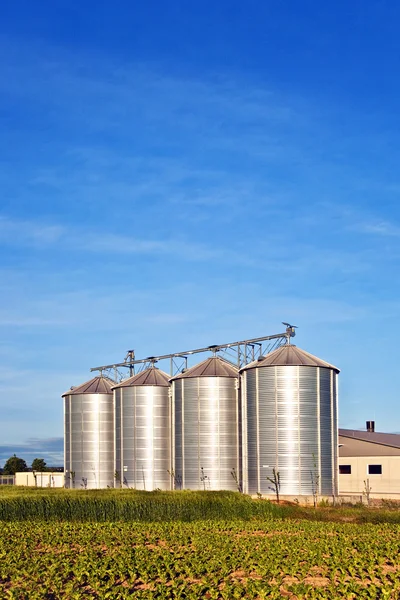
[{"x1": 1, "y1": 519, "x2": 400, "y2": 598}]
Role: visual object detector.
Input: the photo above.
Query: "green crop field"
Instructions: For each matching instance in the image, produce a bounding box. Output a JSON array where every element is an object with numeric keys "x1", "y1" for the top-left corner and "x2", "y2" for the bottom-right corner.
[
  {"x1": 1, "y1": 519, "x2": 400, "y2": 599},
  {"x1": 0, "y1": 488, "x2": 399, "y2": 598}
]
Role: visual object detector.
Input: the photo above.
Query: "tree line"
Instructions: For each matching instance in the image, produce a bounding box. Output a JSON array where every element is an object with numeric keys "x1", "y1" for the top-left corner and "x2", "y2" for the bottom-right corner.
[{"x1": 1, "y1": 455, "x2": 48, "y2": 475}]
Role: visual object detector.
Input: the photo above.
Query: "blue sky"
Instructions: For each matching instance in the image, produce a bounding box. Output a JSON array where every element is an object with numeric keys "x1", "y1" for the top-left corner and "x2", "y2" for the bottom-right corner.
[{"x1": 1, "y1": 1, "x2": 400, "y2": 466}]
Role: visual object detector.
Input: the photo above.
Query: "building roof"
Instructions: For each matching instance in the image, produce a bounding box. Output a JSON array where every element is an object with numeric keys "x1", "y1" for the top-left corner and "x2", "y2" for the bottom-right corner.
[
  {"x1": 112, "y1": 366, "x2": 170, "y2": 389},
  {"x1": 171, "y1": 356, "x2": 238, "y2": 380},
  {"x1": 241, "y1": 344, "x2": 340, "y2": 373},
  {"x1": 339, "y1": 428, "x2": 400, "y2": 449},
  {"x1": 62, "y1": 375, "x2": 115, "y2": 397}
]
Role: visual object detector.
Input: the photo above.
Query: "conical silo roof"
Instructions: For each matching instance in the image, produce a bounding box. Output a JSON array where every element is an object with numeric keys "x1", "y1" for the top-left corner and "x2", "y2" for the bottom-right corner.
[
  {"x1": 171, "y1": 356, "x2": 238, "y2": 380},
  {"x1": 62, "y1": 375, "x2": 115, "y2": 397},
  {"x1": 241, "y1": 345, "x2": 340, "y2": 373},
  {"x1": 112, "y1": 366, "x2": 170, "y2": 389}
]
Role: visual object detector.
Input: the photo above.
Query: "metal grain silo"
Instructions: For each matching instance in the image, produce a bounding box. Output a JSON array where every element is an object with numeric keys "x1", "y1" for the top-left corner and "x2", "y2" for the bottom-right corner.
[
  {"x1": 63, "y1": 375, "x2": 115, "y2": 489},
  {"x1": 113, "y1": 367, "x2": 171, "y2": 490},
  {"x1": 171, "y1": 356, "x2": 239, "y2": 491},
  {"x1": 241, "y1": 345, "x2": 339, "y2": 498}
]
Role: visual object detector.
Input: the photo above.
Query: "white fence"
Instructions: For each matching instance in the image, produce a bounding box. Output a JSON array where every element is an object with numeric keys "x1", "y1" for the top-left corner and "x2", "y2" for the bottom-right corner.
[{"x1": 0, "y1": 475, "x2": 15, "y2": 485}]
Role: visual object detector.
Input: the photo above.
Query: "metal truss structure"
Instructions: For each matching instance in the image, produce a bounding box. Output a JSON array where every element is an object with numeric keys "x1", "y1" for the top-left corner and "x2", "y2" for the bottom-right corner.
[{"x1": 90, "y1": 324, "x2": 297, "y2": 382}]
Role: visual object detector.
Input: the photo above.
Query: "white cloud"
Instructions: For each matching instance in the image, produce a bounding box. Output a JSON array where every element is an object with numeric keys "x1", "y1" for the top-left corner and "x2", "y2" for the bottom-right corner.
[
  {"x1": 354, "y1": 220, "x2": 400, "y2": 237},
  {"x1": 0, "y1": 437, "x2": 63, "y2": 466},
  {"x1": 0, "y1": 216, "x2": 64, "y2": 246},
  {"x1": 1, "y1": 32, "x2": 400, "y2": 442},
  {"x1": 0, "y1": 214, "x2": 223, "y2": 260}
]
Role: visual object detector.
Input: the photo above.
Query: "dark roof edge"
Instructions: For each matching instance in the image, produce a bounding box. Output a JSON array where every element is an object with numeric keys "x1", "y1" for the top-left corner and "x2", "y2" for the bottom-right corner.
[{"x1": 339, "y1": 429, "x2": 400, "y2": 449}]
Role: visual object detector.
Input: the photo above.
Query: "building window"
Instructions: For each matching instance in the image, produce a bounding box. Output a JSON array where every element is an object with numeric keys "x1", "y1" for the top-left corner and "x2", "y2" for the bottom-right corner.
[
  {"x1": 368, "y1": 464, "x2": 382, "y2": 475},
  {"x1": 339, "y1": 465, "x2": 351, "y2": 475}
]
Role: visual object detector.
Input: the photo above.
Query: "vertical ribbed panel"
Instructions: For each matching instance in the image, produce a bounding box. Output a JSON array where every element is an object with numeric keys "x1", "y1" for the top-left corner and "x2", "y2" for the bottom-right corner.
[
  {"x1": 64, "y1": 397, "x2": 70, "y2": 482},
  {"x1": 319, "y1": 368, "x2": 333, "y2": 495},
  {"x1": 332, "y1": 372, "x2": 339, "y2": 496},
  {"x1": 114, "y1": 389, "x2": 122, "y2": 481},
  {"x1": 237, "y1": 377, "x2": 243, "y2": 490},
  {"x1": 174, "y1": 381, "x2": 183, "y2": 485},
  {"x1": 64, "y1": 393, "x2": 114, "y2": 489},
  {"x1": 173, "y1": 377, "x2": 239, "y2": 491},
  {"x1": 114, "y1": 386, "x2": 171, "y2": 490},
  {"x1": 244, "y1": 365, "x2": 337, "y2": 497}
]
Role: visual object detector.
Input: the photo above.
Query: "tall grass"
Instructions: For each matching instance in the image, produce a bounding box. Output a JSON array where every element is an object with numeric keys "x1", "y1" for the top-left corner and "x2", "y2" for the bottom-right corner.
[
  {"x1": 0, "y1": 487, "x2": 398, "y2": 524},
  {"x1": 0, "y1": 488, "x2": 288, "y2": 522}
]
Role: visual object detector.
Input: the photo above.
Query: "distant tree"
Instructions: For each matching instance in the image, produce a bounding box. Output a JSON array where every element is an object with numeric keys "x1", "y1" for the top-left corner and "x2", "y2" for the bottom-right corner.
[
  {"x1": 31, "y1": 458, "x2": 47, "y2": 472},
  {"x1": 3, "y1": 454, "x2": 28, "y2": 475}
]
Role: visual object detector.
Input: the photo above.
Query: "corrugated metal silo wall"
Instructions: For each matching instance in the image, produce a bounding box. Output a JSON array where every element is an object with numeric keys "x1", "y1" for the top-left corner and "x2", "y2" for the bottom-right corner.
[
  {"x1": 114, "y1": 386, "x2": 171, "y2": 490},
  {"x1": 64, "y1": 393, "x2": 114, "y2": 489},
  {"x1": 243, "y1": 366, "x2": 338, "y2": 496},
  {"x1": 64, "y1": 397, "x2": 70, "y2": 483},
  {"x1": 173, "y1": 377, "x2": 239, "y2": 491}
]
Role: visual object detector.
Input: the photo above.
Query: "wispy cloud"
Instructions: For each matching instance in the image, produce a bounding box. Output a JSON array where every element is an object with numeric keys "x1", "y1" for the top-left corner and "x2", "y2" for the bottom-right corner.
[
  {"x1": 0, "y1": 214, "x2": 223, "y2": 260},
  {"x1": 0, "y1": 211, "x2": 383, "y2": 277},
  {"x1": 0, "y1": 216, "x2": 64, "y2": 246},
  {"x1": 0, "y1": 437, "x2": 63, "y2": 467},
  {"x1": 353, "y1": 220, "x2": 400, "y2": 237},
  {"x1": 0, "y1": 314, "x2": 70, "y2": 327},
  {"x1": 1, "y1": 31, "x2": 400, "y2": 444}
]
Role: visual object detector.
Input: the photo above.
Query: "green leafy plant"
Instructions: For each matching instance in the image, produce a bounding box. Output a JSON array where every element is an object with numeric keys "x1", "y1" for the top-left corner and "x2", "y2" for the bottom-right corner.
[{"x1": 0, "y1": 511, "x2": 399, "y2": 598}]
